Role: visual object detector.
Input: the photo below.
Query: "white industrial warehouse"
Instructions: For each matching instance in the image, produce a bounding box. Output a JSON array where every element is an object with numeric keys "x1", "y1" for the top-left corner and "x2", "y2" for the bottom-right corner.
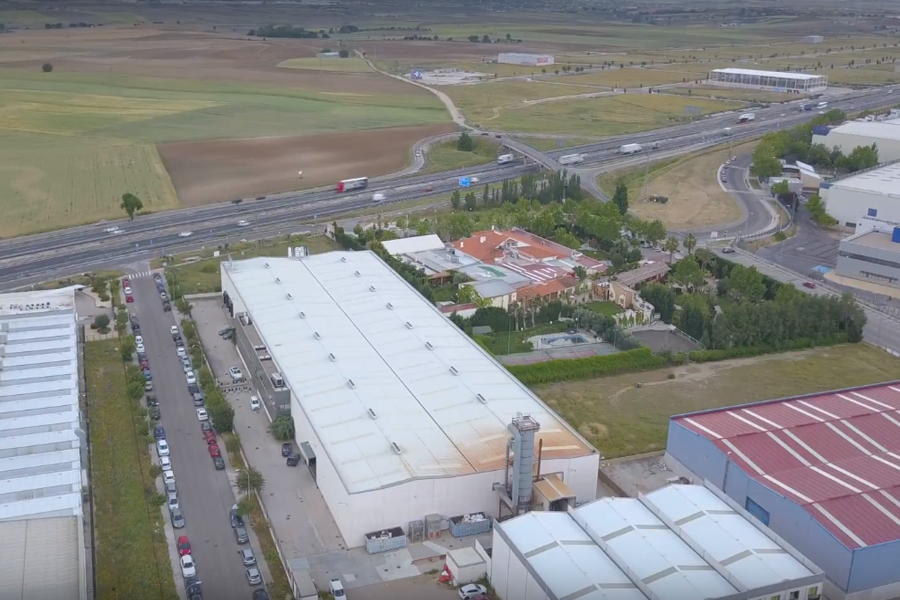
[
  {"x1": 221, "y1": 251, "x2": 599, "y2": 546},
  {"x1": 820, "y1": 161, "x2": 900, "y2": 228},
  {"x1": 490, "y1": 483, "x2": 824, "y2": 600},
  {"x1": 707, "y1": 68, "x2": 828, "y2": 92},
  {"x1": 498, "y1": 52, "x2": 554, "y2": 66},
  {"x1": 812, "y1": 118, "x2": 900, "y2": 164},
  {"x1": 0, "y1": 288, "x2": 87, "y2": 600}
]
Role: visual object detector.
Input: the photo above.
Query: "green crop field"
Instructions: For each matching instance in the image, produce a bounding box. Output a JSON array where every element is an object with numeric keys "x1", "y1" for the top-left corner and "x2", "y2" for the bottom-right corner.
[
  {"x1": 277, "y1": 57, "x2": 372, "y2": 72},
  {"x1": 0, "y1": 69, "x2": 446, "y2": 236},
  {"x1": 480, "y1": 93, "x2": 742, "y2": 136}
]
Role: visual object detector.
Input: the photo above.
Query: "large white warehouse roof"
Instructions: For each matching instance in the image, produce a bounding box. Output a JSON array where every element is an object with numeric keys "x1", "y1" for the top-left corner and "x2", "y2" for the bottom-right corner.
[
  {"x1": 710, "y1": 67, "x2": 822, "y2": 81},
  {"x1": 223, "y1": 253, "x2": 593, "y2": 494},
  {"x1": 645, "y1": 485, "x2": 817, "y2": 590},
  {"x1": 822, "y1": 120, "x2": 900, "y2": 142},
  {"x1": 826, "y1": 161, "x2": 900, "y2": 196}
]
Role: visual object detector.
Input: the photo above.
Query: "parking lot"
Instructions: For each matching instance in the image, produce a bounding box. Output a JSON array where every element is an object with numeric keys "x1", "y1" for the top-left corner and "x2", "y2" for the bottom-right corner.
[{"x1": 127, "y1": 272, "x2": 270, "y2": 600}]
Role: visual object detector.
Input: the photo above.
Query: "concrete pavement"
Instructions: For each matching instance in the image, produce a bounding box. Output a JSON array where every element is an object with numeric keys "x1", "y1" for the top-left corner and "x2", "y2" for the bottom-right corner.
[{"x1": 130, "y1": 269, "x2": 270, "y2": 600}]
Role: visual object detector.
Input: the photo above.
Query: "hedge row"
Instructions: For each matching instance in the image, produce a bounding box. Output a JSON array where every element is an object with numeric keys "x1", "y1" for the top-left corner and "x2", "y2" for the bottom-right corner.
[
  {"x1": 509, "y1": 336, "x2": 852, "y2": 385},
  {"x1": 508, "y1": 347, "x2": 669, "y2": 385}
]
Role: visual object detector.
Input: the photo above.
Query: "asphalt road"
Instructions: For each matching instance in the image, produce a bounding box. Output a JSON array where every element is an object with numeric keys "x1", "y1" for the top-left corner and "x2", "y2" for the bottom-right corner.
[
  {"x1": 133, "y1": 275, "x2": 260, "y2": 600},
  {"x1": 759, "y1": 207, "x2": 841, "y2": 274}
]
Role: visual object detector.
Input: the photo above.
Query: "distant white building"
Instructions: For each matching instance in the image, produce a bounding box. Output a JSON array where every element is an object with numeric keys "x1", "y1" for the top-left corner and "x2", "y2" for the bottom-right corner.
[
  {"x1": 812, "y1": 119, "x2": 900, "y2": 163},
  {"x1": 802, "y1": 35, "x2": 824, "y2": 43},
  {"x1": 707, "y1": 68, "x2": 828, "y2": 92},
  {"x1": 497, "y1": 52, "x2": 554, "y2": 67},
  {"x1": 820, "y1": 162, "x2": 900, "y2": 228}
]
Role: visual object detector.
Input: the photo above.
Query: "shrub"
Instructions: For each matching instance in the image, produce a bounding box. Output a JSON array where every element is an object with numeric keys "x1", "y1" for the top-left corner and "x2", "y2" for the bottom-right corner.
[
  {"x1": 268, "y1": 415, "x2": 294, "y2": 441},
  {"x1": 508, "y1": 347, "x2": 669, "y2": 385},
  {"x1": 209, "y1": 402, "x2": 235, "y2": 432},
  {"x1": 93, "y1": 314, "x2": 110, "y2": 330},
  {"x1": 42, "y1": 62, "x2": 53, "y2": 72}
]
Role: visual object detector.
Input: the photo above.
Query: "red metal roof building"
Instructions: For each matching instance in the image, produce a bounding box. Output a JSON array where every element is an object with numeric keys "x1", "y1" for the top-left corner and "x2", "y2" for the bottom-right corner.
[{"x1": 666, "y1": 381, "x2": 900, "y2": 600}]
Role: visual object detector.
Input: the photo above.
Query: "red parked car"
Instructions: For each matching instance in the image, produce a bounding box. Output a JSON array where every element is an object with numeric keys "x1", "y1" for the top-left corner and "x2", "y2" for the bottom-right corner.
[
  {"x1": 140, "y1": 360, "x2": 149, "y2": 369},
  {"x1": 122, "y1": 278, "x2": 130, "y2": 287},
  {"x1": 177, "y1": 535, "x2": 191, "y2": 556},
  {"x1": 204, "y1": 430, "x2": 217, "y2": 445},
  {"x1": 208, "y1": 444, "x2": 221, "y2": 458},
  {"x1": 126, "y1": 295, "x2": 134, "y2": 303}
]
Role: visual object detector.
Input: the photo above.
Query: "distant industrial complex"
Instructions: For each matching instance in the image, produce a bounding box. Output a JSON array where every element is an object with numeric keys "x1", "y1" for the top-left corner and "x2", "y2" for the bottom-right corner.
[
  {"x1": 708, "y1": 68, "x2": 829, "y2": 93},
  {"x1": 497, "y1": 52, "x2": 554, "y2": 66}
]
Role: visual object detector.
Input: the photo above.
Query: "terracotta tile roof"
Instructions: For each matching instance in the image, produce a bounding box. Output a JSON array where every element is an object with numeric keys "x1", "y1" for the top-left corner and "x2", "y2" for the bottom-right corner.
[
  {"x1": 453, "y1": 229, "x2": 581, "y2": 264},
  {"x1": 515, "y1": 276, "x2": 578, "y2": 301},
  {"x1": 672, "y1": 382, "x2": 900, "y2": 549}
]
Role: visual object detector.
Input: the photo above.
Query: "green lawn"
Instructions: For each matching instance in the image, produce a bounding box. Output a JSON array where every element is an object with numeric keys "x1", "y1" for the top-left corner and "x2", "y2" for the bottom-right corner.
[
  {"x1": 480, "y1": 322, "x2": 568, "y2": 355},
  {"x1": 514, "y1": 137, "x2": 598, "y2": 152},
  {"x1": 276, "y1": 57, "x2": 371, "y2": 72},
  {"x1": 164, "y1": 234, "x2": 341, "y2": 295},
  {"x1": 536, "y1": 343, "x2": 900, "y2": 458},
  {"x1": 584, "y1": 301, "x2": 623, "y2": 317},
  {"x1": 420, "y1": 138, "x2": 500, "y2": 174},
  {"x1": 86, "y1": 340, "x2": 178, "y2": 600}
]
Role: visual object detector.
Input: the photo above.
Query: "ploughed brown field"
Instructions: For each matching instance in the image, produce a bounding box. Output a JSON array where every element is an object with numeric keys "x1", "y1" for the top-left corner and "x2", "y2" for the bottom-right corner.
[{"x1": 158, "y1": 124, "x2": 454, "y2": 206}]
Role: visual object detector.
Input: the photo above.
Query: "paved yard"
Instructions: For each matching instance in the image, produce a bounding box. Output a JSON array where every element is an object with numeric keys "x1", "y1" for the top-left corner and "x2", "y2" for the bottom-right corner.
[{"x1": 348, "y1": 575, "x2": 461, "y2": 600}]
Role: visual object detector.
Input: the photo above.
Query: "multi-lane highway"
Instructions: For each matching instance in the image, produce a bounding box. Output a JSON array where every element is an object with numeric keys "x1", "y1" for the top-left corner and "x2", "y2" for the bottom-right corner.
[{"x1": 1, "y1": 87, "x2": 897, "y2": 289}]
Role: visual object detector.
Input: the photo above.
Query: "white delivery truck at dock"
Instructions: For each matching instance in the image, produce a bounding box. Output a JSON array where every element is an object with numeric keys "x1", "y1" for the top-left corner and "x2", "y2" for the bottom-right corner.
[
  {"x1": 558, "y1": 153, "x2": 585, "y2": 165},
  {"x1": 618, "y1": 143, "x2": 642, "y2": 155},
  {"x1": 497, "y1": 154, "x2": 514, "y2": 165}
]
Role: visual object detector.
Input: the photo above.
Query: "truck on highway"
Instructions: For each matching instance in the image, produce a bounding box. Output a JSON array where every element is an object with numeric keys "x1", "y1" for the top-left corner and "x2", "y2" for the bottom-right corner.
[
  {"x1": 722, "y1": 127, "x2": 733, "y2": 137},
  {"x1": 372, "y1": 192, "x2": 386, "y2": 203},
  {"x1": 336, "y1": 177, "x2": 368, "y2": 192},
  {"x1": 558, "y1": 153, "x2": 585, "y2": 165},
  {"x1": 801, "y1": 103, "x2": 814, "y2": 112},
  {"x1": 497, "y1": 154, "x2": 514, "y2": 165},
  {"x1": 738, "y1": 113, "x2": 755, "y2": 124},
  {"x1": 618, "y1": 143, "x2": 643, "y2": 155},
  {"x1": 817, "y1": 101, "x2": 829, "y2": 109}
]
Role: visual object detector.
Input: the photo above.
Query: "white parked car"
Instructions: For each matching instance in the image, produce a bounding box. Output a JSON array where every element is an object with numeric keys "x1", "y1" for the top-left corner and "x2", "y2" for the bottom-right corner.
[
  {"x1": 180, "y1": 554, "x2": 196, "y2": 578},
  {"x1": 160, "y1": 456, "x2": 172, "y2": 470},
  {"x1": 185, "y1": 370, "x2": 196, "y2": 385},
  {"x1": 134, "y1": 335, "x2": 143, "y2": 345},
  {"x1": 179, "y1": 231, "x2": 193, "y2": 237},
  {"x1": 123, "y1": 286, "x2": 132, "y2": 295},
  {"x1": 157, "y1": 439, "x2": 170, "y2": 457},
  {"x1": 136, "y1": 343, "x2": 145, "y2": 353},
  {"x1": 459, "y1": 584, "x2": 488, "y2": 599},
  {"x1": 167, "y1": 492, "x2": 179, "y2": 510},
  {"x1": 177, "y1": 346, "x2": 187, "y2": 358},
  {"x1": 330, "y1": 578, "x2": 346, "y2": 599},
  {"x1": 237, "y1": 220, "x2": 251, "y2": 227},
  {"x1": 163, "y1": 469, "x2": 176, "y2": 485},
  {"x1": 196, "y1": 408, "x2": 208, "y2": 421},
  {"x1": 228, "y1": 366, "x2": 243, "y2": 381},
  {"x1": 250, "y1": 396, "x2": 261, "y2": 411},
  {"x1": 170, "y1": 326, "x2": 179, "y2": 336}
]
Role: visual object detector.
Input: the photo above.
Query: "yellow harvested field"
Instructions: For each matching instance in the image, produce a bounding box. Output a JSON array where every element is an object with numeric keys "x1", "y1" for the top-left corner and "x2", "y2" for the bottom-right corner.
[
  {"x1": 0, "y1": 89, "x2": 217, "y2": 136},
  {"x1": 0, "y1": 132, "x2": 178, "y2": 237},
  {"x1": 276, "y1": 57, "x2": 372, "y2": 72},
  {"x1": 486, "y1": 93, "x2": 741, "y2": 136},
  {"x1": 600, "y1": 142, "x2": 754, "y2": 229}
]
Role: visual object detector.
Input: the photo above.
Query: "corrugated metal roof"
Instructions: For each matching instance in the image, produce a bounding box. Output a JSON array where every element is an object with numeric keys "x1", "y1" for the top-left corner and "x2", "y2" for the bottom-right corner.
[
  {"x1": 498, "y1": 511, "x2": 648, "y2": 600},
  {"x1": 224, "y1": 253, "x2": 593, "y2": 494},
  {"x1": 576, "y1": 498, "x2": 739, "y2": 600},
  {"x1": 0, "y1": 516, "x2": 82, "y2": 600},
  {"x1": 819, "y1": 120, "x2": 900, "y2": 142},
  {"x1": 644, "y1": 485, "x2": 816, "y2": 589},
  {"x1": 672, "y1": 382, "x2": 900, "y2": 549},
  {"x1": 380, "y1": 234, "x2": 446, "y2": 256},
  {"x1": 710, "y1": 68, "x2": 823, "y2": 81},
  {"x1": 826, "y1": 161, "x2": 900, "y2": 196}
]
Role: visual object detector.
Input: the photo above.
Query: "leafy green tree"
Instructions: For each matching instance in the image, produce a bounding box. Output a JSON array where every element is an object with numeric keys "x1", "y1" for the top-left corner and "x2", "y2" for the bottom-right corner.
[
  {"x1": 235, "y1": 467, "x2": 266, "y2": 495},
  {"x1": 42, "y1": 63, "x2": 53, "y2": 72},
  {"x1": 643, "y1": 220, "x2": 667, "y2": 245},
  {"x1": 726, "y1": 265, "x2": 766, "y2": 303},
  {"x1": 673, "y1": 255, "x2": 705, "y2": 288},
  {"x1": 683, "y1": 233, "x2": 697, "y2": 255},
  {"x1": 208, "y1": 402, "x2": 235, "y2": 433},
  {"x1": 464, "y1": 191, "x2": 477, "y2": 211},
  {"x1": 612, "y1": 182, "x2": 629, "y2": 215},
  {"x1": 573, "y1": 265, "x2": 587, "y2": 281},
  {"x1": 750, "y1": 152, "x2": 783, "y2": 180},
  {"x1": 450, "y1": 189, "x2": 461, "y2": 210},
  {"x1": 268, "y1": 414, "x2": 295, "y2": 441},
  {"x1": 120, "y1": 193, "x2": 143, "y2": 221},
  {"x1": 338, "y1": 48, "x2": 350, "y2": 58},
  {"x1": 771, "y1": 180, "x2": 790, "y2": 196},
  {"x1": 640, "y1": 283, "x2": 676, "y2": 323},
  {"x1": 678, "y1": 295, "x2": 710, "y2": 341},
  {"x1": 457, "y1": 132, "x2": 474, "y2": 151}
]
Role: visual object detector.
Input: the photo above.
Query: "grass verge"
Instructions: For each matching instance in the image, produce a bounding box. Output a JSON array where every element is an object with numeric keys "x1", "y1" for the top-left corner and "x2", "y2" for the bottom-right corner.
[
  {"x1": 86, "y1": 339, "x2": 178, "y2": 600},
  {"x1": 535, "y1": 343, "x2": 900, "y2": 458},
  {"x1": 584, "y1": 301, "x2": 624, "y2": 316},
  {"x1": 480, "y1": 322, "x2": 568, "y2": 355},
  {"x1": 161, "y1": 234, "x2": 341, "y2": 294},
  {"x1": 420, "y1": 138, "x2": 500, "y2": 175},
  {"x1": 222, "y1": 433, "x2": 294, "y2": 600}
]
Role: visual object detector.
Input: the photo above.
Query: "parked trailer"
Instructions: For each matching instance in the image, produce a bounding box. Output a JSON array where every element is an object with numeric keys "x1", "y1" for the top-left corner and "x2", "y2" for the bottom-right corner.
[
  {"x1": 497, "y1": 154, "x2": 514, "y2": 165},
  {"x1": 336, "y1": 177, "x2": 369, "y2": 192},
  {"x1": 558, "y1": 153, "x2": 585, "y2": 165},
  {"x1": 618, "y1": 143, "x2": 642, "y2": 155},
  {"x1": 738, "y1": 113, "x2": 755, "y2": 123}
]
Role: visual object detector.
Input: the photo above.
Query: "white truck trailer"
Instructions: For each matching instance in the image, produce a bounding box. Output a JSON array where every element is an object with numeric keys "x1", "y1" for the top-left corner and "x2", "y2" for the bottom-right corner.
[
  {"x1": 497, "y1": 154, "x2": 514, "y2": 165},
  {"x1": 618, "y1": 143, "x2": 642, "y2": 155},
  {"x1": 558, "y1": 153, "x2": 585, "y2": 165},
  {"x1": 738, "y1": 113, "x2": 755, "y2": 124}
]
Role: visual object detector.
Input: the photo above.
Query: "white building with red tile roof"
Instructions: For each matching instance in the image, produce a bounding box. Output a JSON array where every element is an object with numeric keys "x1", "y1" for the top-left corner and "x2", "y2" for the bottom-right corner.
[{"x1": 666, "y1": 381, "x2": 900, "y2": 600}]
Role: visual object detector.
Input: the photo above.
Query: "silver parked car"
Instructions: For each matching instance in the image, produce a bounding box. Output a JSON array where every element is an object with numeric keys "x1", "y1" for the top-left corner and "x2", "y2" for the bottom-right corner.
[{"x1": 239, "y1": 548, "x2": 256, "y2": 566}]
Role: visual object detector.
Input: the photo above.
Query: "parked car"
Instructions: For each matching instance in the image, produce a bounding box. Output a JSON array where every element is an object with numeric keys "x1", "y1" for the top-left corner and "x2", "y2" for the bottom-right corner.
[
  {"x1": 252, "y1": 590, "x2": 270, "y2": 600},
  {"x1": 250, "y1": 396, "x2": 261, "y2": 411},
  {"x1": 163, "y1": 470, "x2": 176, "y2": 485},
  {"x1": 170, "y1": 325, "x2": 179, "y2": 336},
  {"x1": 126, "y1": 295, "x2": 134, "y2": 303},
  {"x1": 154, "y1": 425, "x2": 166, "y2": 440},
  {"x1": 146, "y1": 394, "x2": 158, "y2": 407},
  {"x1": 330, "y1": 578, "x2": 346, "y2": 599},
  {"x1": 803, "y1": 281, "x2": 816, "y2": 289},
  {"x1": 200, "y1": 420, "x2": 212, "y2": 433},
  {"x1": 222, "y1": 329, "x2": 234, "y2": 340},
  {"x1": 180, "y1": 554, "x2": 197, "y2": 578},
  {"x1": 149, "y1": 407, "x2": 161, "y2": 420},
  {"x1": 208, "y1": 444, "x2": 221, "y2": 458},
  {"x1": 184, "y1": 577, "x2": 201, "y2": 598},
  {"x1": 218, "y1": 327, "x2": 233, "y2": 336},
  {"x1": 143, "y1": 369, "x2": 152, "y2": 381},
  {"x1": 167, "y1": 492, "x2": 179, "y2": 510},
  {"x1": 157, "y1": 439, "x2": 170, "y2": 456},
  {"x1": 136, "y1": 342, "x2": 145, "y2": 353},
  {"x1": 234, "y1": 526, "x2": 249, "y2": 544},
  {"x1": 239, "y1": 548, "x2": 256, "y2": 566},
  {"x1": 229, "y1": 366, "x2": 243, "y2": 381},
  {"x1": 186, "y1": 371, "x2": 196, "y2": 385},
  {"x1": 170, "y1": 507, "x2": 185, "y2": 528},
  {"x1": 131, "y1": 321, "x2": 140, "y2": 333},
  {"x1": 134, "y1": 335, "x2": 143, "y2": 345},
  {"x1": 245, "y1": 568, "x2": 262, "y2": 586},
  {"x1": 721, "y1": 247, "x2": 735, "y2": 254},
  {"x1": 182, "y1": 357, "x2": 192, "y2": 372},
  {"x1": 204, "y1": 430, "x2": 216, "y2": 445},
  {"x1": 163, "y1": 302, "x2": 172, "y2": 312},
  {"x1": 286, "y1": 453, "x2": 300, "y2": 467},
  {"x1": 177, "y1": 346, "x2": 187, "y2": 359},
  {"x1": 144, "y1": 381, "x2": 153, "y2": 392},
  {"x1": 459, "y1": 584, "x2": 488, "y2": 600},
  {"x1": 281, "y1": 443, "x2": 293, "y2": 457},
  {"x1": 196, "y1": 408, "x2": 208, "y2": 421},
  {"x1": 177, "y1": 535, "x2": 191, "y2": 556},
  {"x1": 165, "y1": 480, "x2": 177, "y2": 495},
  {"x1": 213, "y1": 456, "x2": 225, "y2": 470},
  {"x1": 230, "y1": 506, "x2": 244, "y2": 528},
  {"x1": 160, "y1": 456, "x2": 172, "y2": 471}
]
